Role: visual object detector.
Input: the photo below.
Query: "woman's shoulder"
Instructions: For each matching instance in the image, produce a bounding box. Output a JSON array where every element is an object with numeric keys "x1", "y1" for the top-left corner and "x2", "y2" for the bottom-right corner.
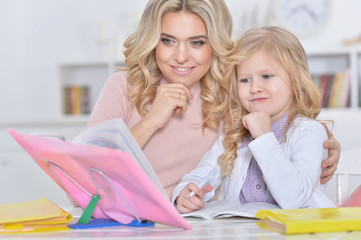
[
  {"x1": 106, "y1": 70, "x2": 129, "y2": 86},
  {"x1": 100, "y1": 70, "x2": 129, "y2": 95}
]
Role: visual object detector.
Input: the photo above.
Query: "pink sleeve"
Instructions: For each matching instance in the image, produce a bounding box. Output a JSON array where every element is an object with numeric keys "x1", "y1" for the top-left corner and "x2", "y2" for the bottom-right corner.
[{"x1": 87, "y1": 71, "x2": 131, "y2": 128}]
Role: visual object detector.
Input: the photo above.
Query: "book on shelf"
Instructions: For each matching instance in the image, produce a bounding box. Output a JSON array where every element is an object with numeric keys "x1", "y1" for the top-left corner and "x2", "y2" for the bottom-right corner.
[
  {"x1": 324, "y1": 74, "x2": 335, "y2": 108},
  {"x1": 8, "y1": 118, "x2": 191, "y2": 230},
  {"x1": 0, "y1": 198, "x2": 72, "y2": 233},
  {"x1": 328, "y1": 71, "x2": 343, "y2": 108},
  {"x1": 318, "y1": 74, "x2": 332, "y2": 108},
  {"x1": 340, "y1": 69, "x2": 351, "y2": 108},
  {"x1": 181, "y1": 199, "x2": 279, "y2": 219},
  {"x1": 62, "y1": 85, "x2": 91, "y2": 115},
  {"x1": 312, "y1": 70, "x2": 350, "y2": 108},
  {"x1": 256, "y1": 207, "x2": 361, "y2": 234}
]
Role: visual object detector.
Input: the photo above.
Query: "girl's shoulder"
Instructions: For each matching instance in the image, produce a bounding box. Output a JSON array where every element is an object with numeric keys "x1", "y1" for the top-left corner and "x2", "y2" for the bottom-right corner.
[
  {"x1": 292, "y1": 116, "x2": 322, "y2": 127},
  {"x1": 290, "y1": 116, "x2": 326, "y2": 137}
]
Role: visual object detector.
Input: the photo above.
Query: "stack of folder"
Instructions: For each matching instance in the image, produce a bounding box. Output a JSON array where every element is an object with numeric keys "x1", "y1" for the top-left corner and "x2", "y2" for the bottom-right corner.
[
  {"x1": 256, "y1": 207, "x2": 361, "y2": 234},
  {"x1": 0, "y1": 198, "x2": 73, "y2": 233}
]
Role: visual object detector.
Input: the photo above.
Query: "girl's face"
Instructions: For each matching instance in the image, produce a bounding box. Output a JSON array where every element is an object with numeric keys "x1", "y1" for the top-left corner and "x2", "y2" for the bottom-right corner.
[
  {"x1": 155, "y1": 11, "x2": 213, "y2": 87},
  {"x1": 237, "y1": 50, "x2": 293, "y2": 122}
]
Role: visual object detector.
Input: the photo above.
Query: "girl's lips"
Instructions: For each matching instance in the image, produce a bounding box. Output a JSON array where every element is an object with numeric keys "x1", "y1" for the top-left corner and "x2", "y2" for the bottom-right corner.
[{"x1": 251, "y1": 97, "x2": 268, "y2": 102}]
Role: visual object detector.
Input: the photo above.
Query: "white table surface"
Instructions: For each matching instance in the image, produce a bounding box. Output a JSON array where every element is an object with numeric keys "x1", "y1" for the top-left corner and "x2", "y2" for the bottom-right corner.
[{"x1": 1, "y1": 206, "x2": 360, "y2": 239}]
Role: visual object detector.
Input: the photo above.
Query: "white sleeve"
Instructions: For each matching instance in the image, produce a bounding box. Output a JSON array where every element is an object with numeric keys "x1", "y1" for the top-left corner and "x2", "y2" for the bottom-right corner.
[
  {"x1": 249, "y1": 120, "x2": 328, "y2": 209},
  {"x1": 171, "y1": 134, "x2": 225, "y2": 204}
]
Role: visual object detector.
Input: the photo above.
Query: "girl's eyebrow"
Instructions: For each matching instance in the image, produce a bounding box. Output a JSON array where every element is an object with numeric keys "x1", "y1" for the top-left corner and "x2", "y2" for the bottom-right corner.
[
  {"x1": 160, "y1": 33, "x2": 208, "y2": 40},
  {"x1": 236, "y1": 74, "x2": 251, "y2": 78}
]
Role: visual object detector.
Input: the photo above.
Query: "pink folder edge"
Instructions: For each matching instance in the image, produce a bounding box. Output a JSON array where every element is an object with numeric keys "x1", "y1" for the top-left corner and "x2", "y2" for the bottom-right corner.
[{"x1": 8, "y1": 128, "x2": 192, "y2": 230}]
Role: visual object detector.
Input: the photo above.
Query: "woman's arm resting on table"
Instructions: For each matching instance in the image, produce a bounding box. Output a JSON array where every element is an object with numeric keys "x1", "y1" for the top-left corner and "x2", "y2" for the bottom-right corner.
[{"x1": 320, "y1": 122, "x2": 341, "y2": 184}]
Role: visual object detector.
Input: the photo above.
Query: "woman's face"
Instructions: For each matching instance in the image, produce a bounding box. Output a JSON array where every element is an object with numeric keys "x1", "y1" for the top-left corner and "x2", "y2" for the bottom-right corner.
[{"x1": 155, "y1": 11, "x2": 213, "y2": 87}]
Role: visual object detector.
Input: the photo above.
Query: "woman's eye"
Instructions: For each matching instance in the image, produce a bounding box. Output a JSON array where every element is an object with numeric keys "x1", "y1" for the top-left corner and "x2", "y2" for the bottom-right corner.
[
  {"x1": 161, "y1": 38, "x2": 175, "y2": 45},
  {"x1": 263, "y1": 74, "x2": 273, "y2": 79},
  {"x1": 191, "y1": 40, "x2": 205, "y2": 46}
]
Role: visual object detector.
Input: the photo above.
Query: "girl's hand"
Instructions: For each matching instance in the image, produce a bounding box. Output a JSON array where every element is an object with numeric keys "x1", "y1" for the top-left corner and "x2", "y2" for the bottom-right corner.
[
  {"x1": 320, "y1": 123, "x2": 341, "y2": 184},
  {"x1": 144, "y1": 83, "x2": 193, "y2": 129},
  {"x1": 242, "y1": 111, "x2": 272, "y2": 139},
  {"x1": 175, "y1": 182, "x2": 213, "y2": 214}
]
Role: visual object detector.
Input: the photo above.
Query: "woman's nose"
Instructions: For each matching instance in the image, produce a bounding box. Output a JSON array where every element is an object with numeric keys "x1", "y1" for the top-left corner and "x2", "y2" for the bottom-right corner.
[{"x1": 174, "y1": 43, "x2": 190, "y2": 64}]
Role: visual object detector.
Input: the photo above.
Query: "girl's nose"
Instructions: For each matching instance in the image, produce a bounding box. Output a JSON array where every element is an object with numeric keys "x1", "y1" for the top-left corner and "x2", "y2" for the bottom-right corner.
[
  {"x1": 174, "y1": 43, "x2": 190, "y2": 64},
  {"x1": 250, "y1": 79, "x2": 262, "y2": 93}
]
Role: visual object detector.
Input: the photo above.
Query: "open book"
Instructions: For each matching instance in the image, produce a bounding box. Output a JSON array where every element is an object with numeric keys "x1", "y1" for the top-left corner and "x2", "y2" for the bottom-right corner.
[
  {"x1": 8, "y1": 118, "x2": 191, "y2": 229},
  {"x1": 182, "y1": 199, "x2": 280, "y2": 219},
  {"x1": 71, "y1": 118, "x2": 166, "y2": 197}
]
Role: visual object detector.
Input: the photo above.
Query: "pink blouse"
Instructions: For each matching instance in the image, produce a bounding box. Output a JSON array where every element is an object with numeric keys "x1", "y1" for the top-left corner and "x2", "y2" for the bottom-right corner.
[{"x1": 87, "y1": 71, "x2": 221, "y2": 199}]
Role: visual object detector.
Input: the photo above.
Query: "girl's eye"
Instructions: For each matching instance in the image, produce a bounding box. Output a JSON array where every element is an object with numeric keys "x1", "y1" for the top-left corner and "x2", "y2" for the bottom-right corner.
[
  {"x1": 191, "y1": 40, "x2": 206, "y2": 46},
  {"x1": 263, "y1": 74, "x2": 273, "y2": 79},
  {"x1": 161, "y1": 38, "x2": 175, "y2": 45},
  {"x1": 240, "y1": 78, "x2": 251, "y2": 83}
]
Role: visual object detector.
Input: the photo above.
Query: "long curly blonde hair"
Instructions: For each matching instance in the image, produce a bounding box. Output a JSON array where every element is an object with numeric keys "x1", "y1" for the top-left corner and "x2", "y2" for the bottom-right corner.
[
  {"x1": 122, "y1": 0, "x2": 234, "y2": 131},
  {"x1": 218, "y1": 26, "x2": 322, "y2": 176}
]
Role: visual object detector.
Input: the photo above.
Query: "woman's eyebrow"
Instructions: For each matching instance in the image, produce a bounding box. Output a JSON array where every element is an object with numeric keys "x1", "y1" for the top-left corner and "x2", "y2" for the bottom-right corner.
[
  {"x1": 160, "y1": 33, "x2": 175, "y2": 38},
  {"x1": 160, "y1": 33, "x2": 207, "y2": 40},
  {"x1": 189, "y1": 35, "x2": 208, "y2": 40}
]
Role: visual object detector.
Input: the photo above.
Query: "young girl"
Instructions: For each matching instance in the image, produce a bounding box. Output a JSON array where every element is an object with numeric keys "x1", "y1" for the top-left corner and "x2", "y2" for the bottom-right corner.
[{"x1": 172, "y1": 26, "x2": 335, "y2": 213}]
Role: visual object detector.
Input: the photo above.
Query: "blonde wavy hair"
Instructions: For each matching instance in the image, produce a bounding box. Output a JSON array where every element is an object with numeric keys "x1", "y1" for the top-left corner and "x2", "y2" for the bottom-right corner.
[
  {"x1": 218, "y1": 26, "x2": 322, "y2": 176},
  {"x1": 122, "y1": 0, "x2": 234, "y2": 131}
]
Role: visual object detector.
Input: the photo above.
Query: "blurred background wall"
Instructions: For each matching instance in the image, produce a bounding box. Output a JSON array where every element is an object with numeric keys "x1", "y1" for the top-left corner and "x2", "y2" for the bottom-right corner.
[{"x1": 1, "y1": 0, "x2": 361, "y2": 123}]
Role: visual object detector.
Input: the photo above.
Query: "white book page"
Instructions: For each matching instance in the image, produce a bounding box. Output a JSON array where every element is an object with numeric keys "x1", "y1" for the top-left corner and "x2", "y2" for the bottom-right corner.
[
  {"x1": 182, "y1": 200, "x2": 240, "y2": 219},
  {"x1": 214, "y1": 202, "x2": 280, "y2": 218},
  {"x1": 182, "y1": 199, "x2": 279, "y2": 219},
  {"x1": 71, "y1": 118, "x2": 167, "y2": 197}
]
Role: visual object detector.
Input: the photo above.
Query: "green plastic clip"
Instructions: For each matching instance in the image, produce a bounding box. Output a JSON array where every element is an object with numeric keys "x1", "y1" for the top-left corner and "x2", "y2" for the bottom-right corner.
[{"x1": 78, "y1": 194, "x2": 101, "y2": 224}]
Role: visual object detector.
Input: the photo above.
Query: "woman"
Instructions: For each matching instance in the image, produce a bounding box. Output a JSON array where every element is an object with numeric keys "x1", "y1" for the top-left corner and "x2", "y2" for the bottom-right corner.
[{"x1": 87, "y1": 0, "x2": 340, "y2": 199}]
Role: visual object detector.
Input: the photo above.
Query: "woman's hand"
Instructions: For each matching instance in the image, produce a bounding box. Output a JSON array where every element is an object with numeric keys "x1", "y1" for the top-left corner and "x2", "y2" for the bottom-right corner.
[
  {"x1": 176, "y1": 182, "x2": 213, "y2": 214},
  {"x1": 320, "y1": 123, "x2": 341, "y2": 184},
  {"x1": 131, "y1": 83, "x2": 192, "y2": 148},
  {"x1": 145, "y1": 83, "x2": 193, "y2": 129}
]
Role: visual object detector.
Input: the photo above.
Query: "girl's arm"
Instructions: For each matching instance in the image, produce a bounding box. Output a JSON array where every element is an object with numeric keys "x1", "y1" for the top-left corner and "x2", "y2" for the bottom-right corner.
[
  {"x1": 250, "y1": 120, "x2": 328, "y2": 209},
  {"x1": 172, "y1": 135, "x2": 224, "y2": 205}
]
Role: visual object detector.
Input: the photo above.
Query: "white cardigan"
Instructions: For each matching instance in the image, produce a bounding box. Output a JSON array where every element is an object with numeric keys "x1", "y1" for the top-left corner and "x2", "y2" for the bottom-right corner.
[{"x1": 172, "y1": 117, "x2": 335, "y2": 209}]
